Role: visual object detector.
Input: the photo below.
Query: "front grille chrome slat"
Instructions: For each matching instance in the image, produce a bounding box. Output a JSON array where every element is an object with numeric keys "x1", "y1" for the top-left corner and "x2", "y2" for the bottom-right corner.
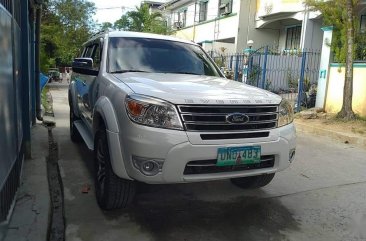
[
  {"x1": 186, "y1": 163, "x2": 217, "y2": 167},
  {"x1": 181, "y1": 112, "x2": 278, "y2": 117},
  {"x1": 183, "y1": 120, "x2": 278, "y2": 125},
  {"x1": 177, "y1": 105, "x2": 279, "y2": 132}
]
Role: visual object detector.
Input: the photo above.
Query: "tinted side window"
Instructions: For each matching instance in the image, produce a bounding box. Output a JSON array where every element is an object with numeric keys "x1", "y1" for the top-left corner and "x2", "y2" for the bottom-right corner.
[
  {"x1": 84, "y1": 45, "x2": 95, "y2": 58},
  {"x1": 91, "y1": 44, "x2": 101, "y2": 70},
  {"x1": 80, "y1": 47, "x2": 87, "y2": 57}
]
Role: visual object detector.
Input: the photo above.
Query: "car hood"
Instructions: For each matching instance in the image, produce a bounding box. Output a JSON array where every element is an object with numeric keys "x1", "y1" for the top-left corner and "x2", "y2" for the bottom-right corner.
[{"x1": 113, "y1": 73, "x2": 282, "y2": 105}]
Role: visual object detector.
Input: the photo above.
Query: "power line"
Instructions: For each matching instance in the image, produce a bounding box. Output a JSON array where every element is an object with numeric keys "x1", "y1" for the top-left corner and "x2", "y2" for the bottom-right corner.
[{"x1": 96, "y1": 6, "x2": 135, "y2": 10}]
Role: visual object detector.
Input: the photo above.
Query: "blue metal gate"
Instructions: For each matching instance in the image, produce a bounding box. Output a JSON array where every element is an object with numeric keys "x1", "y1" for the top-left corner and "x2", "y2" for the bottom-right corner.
[
  {"x1": 211, "y1": 47, "x2": 321, "y2": 112},
  {"x1": 246, "y1": 47, "x2": 321, "y2": 111}
]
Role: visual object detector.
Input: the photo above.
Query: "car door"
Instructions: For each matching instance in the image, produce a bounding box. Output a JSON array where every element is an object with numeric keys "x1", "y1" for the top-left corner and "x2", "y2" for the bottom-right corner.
[
  {"x1": 85, "y1": 42, "x2": 102, "y2": 125},
  {"x1": 75, "y1": 43, "x2": 98, "y2": 129}
]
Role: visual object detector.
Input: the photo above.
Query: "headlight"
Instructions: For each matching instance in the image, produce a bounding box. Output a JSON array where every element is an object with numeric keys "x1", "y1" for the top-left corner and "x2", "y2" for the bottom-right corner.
[
  {"x1": 125, "y1": 94, "x2": 183, "y2": 130},
  {"x1": 278, "y1": 99, "x2": 294, "y2": 127}
]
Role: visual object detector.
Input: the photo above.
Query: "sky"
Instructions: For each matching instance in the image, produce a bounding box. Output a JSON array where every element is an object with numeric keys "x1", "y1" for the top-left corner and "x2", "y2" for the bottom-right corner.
[{"x1": 90, "y1": 0, "x2": 168, "y2": 24}]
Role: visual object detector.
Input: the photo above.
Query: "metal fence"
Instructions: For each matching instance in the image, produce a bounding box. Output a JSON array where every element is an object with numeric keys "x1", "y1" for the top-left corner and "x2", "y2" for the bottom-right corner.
[
  {"x1": 211, "y1": 47, "x2": 321, "y2": 112},
  {"x1": 0, "y1": 0, "x2": 24, "y2": 223}
]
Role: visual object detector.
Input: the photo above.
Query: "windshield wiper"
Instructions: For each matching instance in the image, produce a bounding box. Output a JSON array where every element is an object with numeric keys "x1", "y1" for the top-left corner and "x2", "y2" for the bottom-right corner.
[
  {"x1": 168, "y1": 71, "x2": 201, "y2": 75},
  {"x1": 110, "y1": 70, "x2": 150, "y2": 74}
]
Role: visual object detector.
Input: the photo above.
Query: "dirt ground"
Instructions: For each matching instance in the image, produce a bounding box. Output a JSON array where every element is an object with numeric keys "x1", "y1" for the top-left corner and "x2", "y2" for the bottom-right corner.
[{"x1": 295, "y1": 115, "x2": 366, "y2": 137}]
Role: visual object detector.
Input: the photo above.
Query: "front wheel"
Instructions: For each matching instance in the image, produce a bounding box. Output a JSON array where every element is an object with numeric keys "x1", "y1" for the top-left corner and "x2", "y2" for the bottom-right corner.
[
  {"x1": 231, "y1": 173, "x2": 275, "y2": 189},
  {"x1": 94, "y1": 129, "x2": 136, "y2": 210}
]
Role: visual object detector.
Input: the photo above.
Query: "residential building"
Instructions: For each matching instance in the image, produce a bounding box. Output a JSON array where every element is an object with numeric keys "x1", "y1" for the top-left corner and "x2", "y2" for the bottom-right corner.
[
  {"x1": 160, "y1": 0, "x2": 324, "y2": 53},
  {"x1": 142, "y1": 0, "x2": 165, "y2": 13},
  {"x1": 253, "y1": 0, "x2": 324, "y2": 51},
  {"x1": 160, "y1": 0, "x2": 242, "y2": 53}
]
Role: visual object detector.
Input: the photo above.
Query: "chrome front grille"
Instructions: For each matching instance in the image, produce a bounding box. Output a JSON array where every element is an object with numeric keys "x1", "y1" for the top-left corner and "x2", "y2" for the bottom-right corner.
[{"x1": 177, "y1": 105, "x2": 279, "y2": 132}]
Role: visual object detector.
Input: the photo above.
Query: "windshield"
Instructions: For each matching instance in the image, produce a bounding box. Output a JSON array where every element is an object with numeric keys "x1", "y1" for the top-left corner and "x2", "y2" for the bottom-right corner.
[{"x1": 108, "y1": 37, "x2": 222, "y2": 76}]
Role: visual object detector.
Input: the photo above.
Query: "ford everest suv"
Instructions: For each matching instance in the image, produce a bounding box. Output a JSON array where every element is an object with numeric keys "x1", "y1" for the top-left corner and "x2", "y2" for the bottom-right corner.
[{"x1": 69, "y1": 31, "x2": 296, "y2": 210}]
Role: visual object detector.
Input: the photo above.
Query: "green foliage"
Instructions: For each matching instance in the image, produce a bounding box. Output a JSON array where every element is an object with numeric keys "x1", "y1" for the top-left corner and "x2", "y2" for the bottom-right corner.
[
  {"x1": 41, "y1": 86, "x2": 53, "y2": 114},
  {"x1": 213, "y1": 57, "x2": 225, "y2": 68},
  {"x1": 305, "y1": 0, "x2": 360, "y2": 63},
  {"x1": 248, "y1": 65, "x2": 261, "y2": 86},
  {"x1": 355, "y1": 34, "x2": 366, "y2": 61},
  {"x1": 286, "y1": 70, "x2": 298, "y2": 89},
  {"x1": 99, "y1": 22, "x2": 113, "y2": 31},
  {"x1": 41, "y1": 0, "x2": 96, "y2": 71},
  {"x1": 113, "y1": 4, "x2": 168, "y2": 34},
  {"x1": 304, "y1": 77, "x2": 311, "y2": 92},
  {"x1": 265, "y1": 79, "x2": 272, "y2": 91},
  {"x1": 114, "y1": 15, "x2": 131, "y2": 31}
]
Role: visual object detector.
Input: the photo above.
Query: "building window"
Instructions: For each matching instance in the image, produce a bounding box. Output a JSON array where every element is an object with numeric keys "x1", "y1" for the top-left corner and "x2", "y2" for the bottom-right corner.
[
  {"x1": 199, "y1": 1, "x2": 208, "y2": 22},
  {"x1": 285, "y1": 26, "x2": 302, "y2": 50},
  {"x1": 178, "y1": 9, "x2": 187, "y2": 27},
  {"x1": 361, "y1": 15, "x2": 366, "y2": 33},
  {"x1": 218, "y1": 0, "x2": 233, "y2": 16},
  {"x1": 183, "y1": 9, "x2": 187, "y2": 27}
]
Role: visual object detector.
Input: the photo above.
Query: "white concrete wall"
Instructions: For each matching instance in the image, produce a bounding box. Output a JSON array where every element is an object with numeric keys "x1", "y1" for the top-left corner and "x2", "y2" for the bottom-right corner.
[
  {"x1": 195, "y1": 15, "x2": 239, "y2": 41},
  {"x1": 186, "y1": 4, "x2": 196, "y2": 26},
  {"x1": 202, "y1": 41, "x2": 236, "y2": 53},
  {"x1": 207, "y1": 0, "x2": 219, "y2": 21},
  {"x1": 174, "y1": 14, "x2": 239, "y2": 47},
  {"x1": 309, "y1": 19, "x2": 323, "y2": 51}
]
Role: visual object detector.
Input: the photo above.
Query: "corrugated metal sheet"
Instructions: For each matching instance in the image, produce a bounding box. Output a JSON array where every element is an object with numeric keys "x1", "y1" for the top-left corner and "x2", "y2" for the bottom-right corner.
[
  {"x1": 0, "y1": 0, "x2": 24, "y2": 222},
  {"x1": 0, "y1": 0, "x2": 12, "y2": 14}
]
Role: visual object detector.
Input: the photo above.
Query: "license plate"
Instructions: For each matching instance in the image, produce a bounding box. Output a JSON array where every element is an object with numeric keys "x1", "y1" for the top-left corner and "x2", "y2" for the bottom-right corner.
[{"x1": 217, "y1": 146, "x2": 261, "y2": 166}]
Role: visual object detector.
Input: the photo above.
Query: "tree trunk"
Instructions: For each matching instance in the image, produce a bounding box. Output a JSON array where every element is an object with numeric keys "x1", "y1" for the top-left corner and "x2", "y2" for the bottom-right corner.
[{"x1": 338, "y1": 0, "x2": 356, "y2": 120}]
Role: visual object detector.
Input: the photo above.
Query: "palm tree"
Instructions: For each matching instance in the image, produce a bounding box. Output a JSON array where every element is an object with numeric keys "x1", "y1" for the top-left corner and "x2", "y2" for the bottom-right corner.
[{"x1": 114, "y1": 4, "x2": 168, "y2": 34}]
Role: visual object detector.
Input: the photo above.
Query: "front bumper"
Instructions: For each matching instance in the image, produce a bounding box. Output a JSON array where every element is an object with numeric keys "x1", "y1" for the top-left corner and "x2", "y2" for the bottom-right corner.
[{"x1": 119, "y1": 123, "x2": 296, "y2": 184}]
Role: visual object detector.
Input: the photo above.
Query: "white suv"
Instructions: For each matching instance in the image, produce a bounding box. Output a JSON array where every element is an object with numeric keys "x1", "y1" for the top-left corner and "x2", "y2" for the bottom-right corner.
[{"x1": 69, "y1": 31, "x2": 296, "y2": 210}]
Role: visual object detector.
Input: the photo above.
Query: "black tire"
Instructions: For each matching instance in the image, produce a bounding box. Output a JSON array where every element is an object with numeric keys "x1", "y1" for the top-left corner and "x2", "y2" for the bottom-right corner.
[
  {"x1": 94, "y1": 129, "x2": 136, "y2": 210},
  {"x1": 231, "y1": 173, "x2": 275, "y2": 189},
  {"x1": 70, "y1": 106, "x2": 82, "y2": 142}
]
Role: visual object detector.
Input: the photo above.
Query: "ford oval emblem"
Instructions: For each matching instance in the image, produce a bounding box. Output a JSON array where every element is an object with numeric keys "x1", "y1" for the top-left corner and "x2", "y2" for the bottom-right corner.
[{"x1": 226, "y1": 113, "x2": 249, "y2": 124}]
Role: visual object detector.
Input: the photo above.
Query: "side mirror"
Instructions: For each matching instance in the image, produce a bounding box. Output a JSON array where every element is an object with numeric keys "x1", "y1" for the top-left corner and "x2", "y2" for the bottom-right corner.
[
  {"x1": 72, "y1": 58, "x2": 93, "y2": 69},
  {"x1": 72, "y1": 58, "x2": 98, "y2": 76}
]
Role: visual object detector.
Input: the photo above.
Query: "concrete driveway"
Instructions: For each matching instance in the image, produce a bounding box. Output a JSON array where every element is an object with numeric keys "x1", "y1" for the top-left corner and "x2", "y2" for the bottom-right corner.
[{"x1": 51, "y1": 88, "x2": 366, "y2": 241}]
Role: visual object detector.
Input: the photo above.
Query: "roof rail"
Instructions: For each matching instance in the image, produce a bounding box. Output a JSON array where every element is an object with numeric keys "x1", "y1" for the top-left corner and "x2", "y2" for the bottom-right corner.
[{"x1": 90, "y1": 29, "x2": 110, "y2": 39}]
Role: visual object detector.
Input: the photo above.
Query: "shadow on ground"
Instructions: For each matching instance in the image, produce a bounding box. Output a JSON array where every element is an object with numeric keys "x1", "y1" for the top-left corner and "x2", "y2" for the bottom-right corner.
[
  {"x1": 55, "y1": 123, "x2": 300, "y2": 241},
  {"x1": 106, "y1": 183, "x2": 299, "y2": 241}
]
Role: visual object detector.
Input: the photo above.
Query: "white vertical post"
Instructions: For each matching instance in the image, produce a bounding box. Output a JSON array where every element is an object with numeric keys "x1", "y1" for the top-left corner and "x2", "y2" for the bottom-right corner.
[
  {"x1": 315, "y1": 26, "x2": 333, "y2": 108},
  {"x1": 300, "y1": 9, "x2": 309, "y2": 50}
]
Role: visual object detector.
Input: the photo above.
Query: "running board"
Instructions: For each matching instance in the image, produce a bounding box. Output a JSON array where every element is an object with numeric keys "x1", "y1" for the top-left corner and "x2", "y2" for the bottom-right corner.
[{"x1": 74, "y1": 120, "x2": 94, "y2": 150}]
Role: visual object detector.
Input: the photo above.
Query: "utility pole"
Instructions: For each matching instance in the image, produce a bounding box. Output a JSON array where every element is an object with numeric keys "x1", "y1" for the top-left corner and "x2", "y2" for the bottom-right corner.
[{"x1": 193, "y1": 0, "x2": 197, "y2": 42}]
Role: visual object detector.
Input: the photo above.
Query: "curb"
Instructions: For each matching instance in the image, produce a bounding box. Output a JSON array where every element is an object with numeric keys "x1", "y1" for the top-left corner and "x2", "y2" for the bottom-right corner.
[
  {"x1": 47, "y1": 83, "x2": 69, "y2": 89},
  {"x1": 295, "y1": 120, "x2": 366, "y2": 148}
]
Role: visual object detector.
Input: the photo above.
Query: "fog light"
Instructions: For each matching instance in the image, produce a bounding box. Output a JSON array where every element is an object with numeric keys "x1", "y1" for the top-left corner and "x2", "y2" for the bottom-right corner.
[
  {"x1": 289, "y1": 149, "x2": 296, "y2": 163},
  {"x1": 142, "y1": 161, "x2": 155, "y2": 172},
  {"x1": 132, "y1": 156, "x2": 164, "y2": 176}
]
